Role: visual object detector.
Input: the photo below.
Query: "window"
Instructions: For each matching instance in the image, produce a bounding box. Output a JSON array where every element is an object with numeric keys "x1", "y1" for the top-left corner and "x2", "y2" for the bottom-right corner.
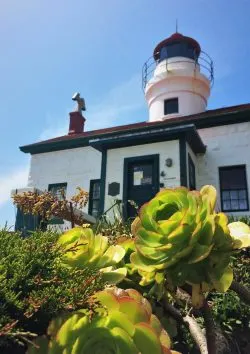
[
  {"x1": 164, "y1": 98, "x2": 179, "y2": 115},
  {"x1": 188, "y1": 154, "x2": 196, "y2": 190},
  {"x1": 48, "y1": 183, "x2": 67, "y2": 200},
  {"x1": 88, "y1": 179, "x2": 101, "y2": 218},
  {"x1": 48, "y1": 183, "x2": 67, "y2": 224},
  {"x1": 219, "y1": 166, "x2": 249, "y2": 212},
  {"x1": 132, "y1": 164, "x2": 153, "y2": 186}
]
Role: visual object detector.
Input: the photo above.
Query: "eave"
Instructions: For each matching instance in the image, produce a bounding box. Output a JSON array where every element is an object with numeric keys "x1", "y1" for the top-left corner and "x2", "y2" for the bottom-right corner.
[{"x1": 89, "y1": 124, "x2": 206, "y2": 154}]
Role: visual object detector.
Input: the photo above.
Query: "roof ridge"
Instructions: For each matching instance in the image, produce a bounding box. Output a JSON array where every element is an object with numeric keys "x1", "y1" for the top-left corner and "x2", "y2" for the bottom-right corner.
[{"x1": 20, "y1": 103, "x2": 250, "y2": 152}]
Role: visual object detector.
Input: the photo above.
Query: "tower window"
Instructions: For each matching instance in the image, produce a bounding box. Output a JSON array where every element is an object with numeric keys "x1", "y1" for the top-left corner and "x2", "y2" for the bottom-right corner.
[
  {"x1": 219, "y1": 165, "x2": 249, "y2": 212},
  {"x1": 164, "y1": 98, "x2": 179, "y2": 115}
]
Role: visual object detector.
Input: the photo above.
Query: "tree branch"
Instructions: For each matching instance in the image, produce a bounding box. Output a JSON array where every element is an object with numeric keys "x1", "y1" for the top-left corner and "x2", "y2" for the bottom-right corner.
[
  {"x1": 201, "y1": 301, "x2": 230, "y2": 354},
  {"x1": 230, "y1": 280, "x2": 250, "y2": 305},
  {"x1": 161, "y1": 298, "x2": 208, "y2": 354}
]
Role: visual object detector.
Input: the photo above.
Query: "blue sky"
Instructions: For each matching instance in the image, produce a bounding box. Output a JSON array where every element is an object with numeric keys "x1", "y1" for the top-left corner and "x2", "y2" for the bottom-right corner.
[{"x1": 1, "y1": 0, "x2": 250, "y2": 227}]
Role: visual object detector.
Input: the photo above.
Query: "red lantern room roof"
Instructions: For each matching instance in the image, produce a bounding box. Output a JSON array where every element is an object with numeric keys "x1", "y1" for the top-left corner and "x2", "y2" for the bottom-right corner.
[{"x1": 153, "y1": 32, "x2": 201, "y2": 60}]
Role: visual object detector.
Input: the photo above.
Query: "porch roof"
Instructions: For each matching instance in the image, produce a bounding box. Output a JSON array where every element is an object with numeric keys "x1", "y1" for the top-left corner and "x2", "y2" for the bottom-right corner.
[{"x1": 89, "y1": 123, "x2": 206, "y2": 154}]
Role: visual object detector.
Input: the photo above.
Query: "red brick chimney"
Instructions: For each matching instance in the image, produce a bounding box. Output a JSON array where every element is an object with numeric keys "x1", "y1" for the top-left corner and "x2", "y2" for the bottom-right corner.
[{"x1": 68, "y1": 111, "x2": 86, "y2": 135}]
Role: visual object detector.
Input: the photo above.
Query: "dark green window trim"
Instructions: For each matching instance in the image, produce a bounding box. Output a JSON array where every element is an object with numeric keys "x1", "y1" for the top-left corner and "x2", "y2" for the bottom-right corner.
[
  {"x1": 179, "y1": 138, "x2": 187, "y2": 187},
  {"x1": 88, "y1": 179, "x2": 101, "y2": 218},
  {"x1": 188, "y1": 153, "x2": 196, "y2": 190},
  {"x1": 99, "y1": 150, "x2": 107, "y2": 215},
  {"x1": 219, "y1": 165, "x2": 249, "y2": 212},
  {"x1": 48, "y1": 183, "x2": 67, "y2": 224}
]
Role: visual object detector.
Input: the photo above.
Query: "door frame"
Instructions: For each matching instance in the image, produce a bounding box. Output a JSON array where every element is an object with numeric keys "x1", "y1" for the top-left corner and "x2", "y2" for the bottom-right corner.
[{"x1": 123, "y1": 154, "x2": 160, "y2": 219}]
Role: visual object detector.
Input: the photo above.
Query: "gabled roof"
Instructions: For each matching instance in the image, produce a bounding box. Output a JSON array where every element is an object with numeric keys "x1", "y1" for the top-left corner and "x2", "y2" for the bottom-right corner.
[{"x1": 20, "y1": 103, "x2": 250, "y2": 154}]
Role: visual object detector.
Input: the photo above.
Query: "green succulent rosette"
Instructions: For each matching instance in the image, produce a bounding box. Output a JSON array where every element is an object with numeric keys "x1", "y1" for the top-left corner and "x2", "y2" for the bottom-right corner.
[
  {"x1": 130, "y1": 185, "x2": 250, "y2": 306},
  {"x1": 58, "y1": 227, "x2": 127, "y2": 284},
  {"x1": 27, "y1": 288, "x2": 180, "y2": 354}
]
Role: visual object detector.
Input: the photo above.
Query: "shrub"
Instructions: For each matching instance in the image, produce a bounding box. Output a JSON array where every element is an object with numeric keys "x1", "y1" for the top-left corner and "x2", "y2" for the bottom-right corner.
[{"x1": 0, "y1": 229, "x2": 105, "y2": 352}]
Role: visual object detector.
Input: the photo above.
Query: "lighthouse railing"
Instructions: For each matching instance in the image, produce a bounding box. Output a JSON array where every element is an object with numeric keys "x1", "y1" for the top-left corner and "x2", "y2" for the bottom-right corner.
[{"x1": 142, "y1": 50, "x2": 214, "y2": 91}]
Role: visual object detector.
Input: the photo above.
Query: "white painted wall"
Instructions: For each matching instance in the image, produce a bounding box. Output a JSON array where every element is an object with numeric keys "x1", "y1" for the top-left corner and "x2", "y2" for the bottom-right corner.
[
  {"x1": 145, "y1": 57, "x2": 210, "y2": 122},
  {"x1": 196, "y1": 122, "x2": 250, "y2": 215},
  {"x1": 104, "y1": 140, "x2": 180, "y2": 218},
  {"x1": 28, "y1": 146, "x2": 101, "y2": 228}
]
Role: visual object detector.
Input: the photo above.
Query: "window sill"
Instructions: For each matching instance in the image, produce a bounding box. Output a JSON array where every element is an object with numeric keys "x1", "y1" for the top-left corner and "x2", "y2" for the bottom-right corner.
[{"x1": 222, "y1": 209, "x2": 249, "y2": 213}]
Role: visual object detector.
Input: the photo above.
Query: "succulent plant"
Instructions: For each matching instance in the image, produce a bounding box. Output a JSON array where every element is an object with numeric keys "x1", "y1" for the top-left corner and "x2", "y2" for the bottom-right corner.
[
  {"x1": 130, "y1": 186, "x2": 250, "y2": 306},
  {"x1": 27, "y1": 287, "x2": 179, "y2": 354},
  {"x1": 58, "y1": 227, "x2": 127, "y2": 284}
]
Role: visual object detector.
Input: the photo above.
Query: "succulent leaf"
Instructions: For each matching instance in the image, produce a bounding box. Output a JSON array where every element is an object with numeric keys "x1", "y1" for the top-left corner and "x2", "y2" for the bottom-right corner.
[
  {"x1": 28, "y1": 288, "x2": 177, "y2": 354},
  {"x1": 58, "y1": 227, "x2": 127, "y2": 284},
  {"x1": 130, "y1": 185, "x2": 250, "y2": 305},
  {"x1": 228, "y1": 221, "x2": 250, "y2": 249}
]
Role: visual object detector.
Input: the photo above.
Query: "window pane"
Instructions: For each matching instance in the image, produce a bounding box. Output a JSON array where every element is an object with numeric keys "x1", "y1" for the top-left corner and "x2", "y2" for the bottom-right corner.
[
  {"x1": 164, "y1": 98, "x2": 178, "y2": 115},
  {"x1": 230, "y1": 190, "x2": 238, "y2": 200},
  {"x1": 133, "y1": 164, "x2": 153, "y2": 186},
  {"x1": 93, "y1": 182, "x2": 100, "y2": 199},
  {"x1": 231, "y1": 200, "x2": 239, "y2": 210},
  {"x1": 223, "y1": 200, "x2": 231, "y2": 211},
  {"x1": 222, "y1": 191, "x2": 230, "y2": 200},
  {"x1": 89, "y1": 180, "x2": 101, "y2": 217},
  {"x1": 49, "y1": 184, "x2": 67, "y2": 200},
  {"x1": 92, "y1": 201, "x2": 100, "y2": 218},
  {"x1": 220, "y1": 167, "x2": 246, "y2": 189},
  {"x1": 239, "y1": 190, "x2": 246, "y2": 199},
  {"x1": 239, "y1": 200, "x2": 247, "y2": 210}
]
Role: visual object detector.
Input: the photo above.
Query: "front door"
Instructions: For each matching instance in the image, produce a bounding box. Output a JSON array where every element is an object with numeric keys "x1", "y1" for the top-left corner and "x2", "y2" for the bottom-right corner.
[{"x1": 124, "y1": 155, "x2": 159, "y2": 218}]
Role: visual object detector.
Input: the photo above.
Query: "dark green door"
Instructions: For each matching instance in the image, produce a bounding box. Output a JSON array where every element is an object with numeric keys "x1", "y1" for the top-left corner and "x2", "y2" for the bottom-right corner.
[{"x1": 124, "y1": 155, "x2": 159, "y2": 218}]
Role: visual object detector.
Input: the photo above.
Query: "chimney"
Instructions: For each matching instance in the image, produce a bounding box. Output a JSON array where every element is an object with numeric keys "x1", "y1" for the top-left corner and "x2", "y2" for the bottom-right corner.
[{"x1": 68, "y1": 111, "x2": 85, "y2": 134}]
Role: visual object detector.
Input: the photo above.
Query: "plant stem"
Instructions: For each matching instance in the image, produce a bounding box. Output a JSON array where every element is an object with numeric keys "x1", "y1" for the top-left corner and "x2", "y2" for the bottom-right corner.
[
  {"x1": 230, "y1": 280, "x2": 250, "y2": 305},
  {"x1": 201, "y1": 301, "x2": 230, "y2": 354},
  {"x1": 201, "y1": 301, "x2": 217, "y2": 354}
]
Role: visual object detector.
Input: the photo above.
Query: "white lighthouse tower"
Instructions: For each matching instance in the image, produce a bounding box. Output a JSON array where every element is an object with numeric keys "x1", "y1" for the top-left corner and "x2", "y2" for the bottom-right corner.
[{"x1": 143, "y1": 32, "x2": 214, "y2": 122}]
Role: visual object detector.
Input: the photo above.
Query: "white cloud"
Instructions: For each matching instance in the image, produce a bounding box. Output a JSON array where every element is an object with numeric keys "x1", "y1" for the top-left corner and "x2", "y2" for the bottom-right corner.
[
  {"x1": 0, "y1": 165, "x2": 29, "y2": 207},
  {"x1": 39, "y1": 74, "x2": 145, "y2": 140}
]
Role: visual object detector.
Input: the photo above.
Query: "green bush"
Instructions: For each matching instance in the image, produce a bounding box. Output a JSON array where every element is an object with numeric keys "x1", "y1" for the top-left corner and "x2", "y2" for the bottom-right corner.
[{"x1": 0, "y1": 229, "x2": 105, "y2": 352}]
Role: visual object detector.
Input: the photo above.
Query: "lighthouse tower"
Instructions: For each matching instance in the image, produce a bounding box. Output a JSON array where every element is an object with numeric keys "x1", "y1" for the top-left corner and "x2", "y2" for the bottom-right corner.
[{"x1": 143, "y1": 32, "x2": 214, "y2": 122}]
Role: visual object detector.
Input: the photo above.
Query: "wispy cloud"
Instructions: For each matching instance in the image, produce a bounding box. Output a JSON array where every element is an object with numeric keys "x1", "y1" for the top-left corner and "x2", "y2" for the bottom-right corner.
[
  {"x1": 0, "y1": 165, "x2": 29, "y2": 208},
  {"x1": 39, "y1": 74, "x2": 144, "y2": 140},
  {"x1": 86, "y1": 74, "x2": 144, "y2": 130}
]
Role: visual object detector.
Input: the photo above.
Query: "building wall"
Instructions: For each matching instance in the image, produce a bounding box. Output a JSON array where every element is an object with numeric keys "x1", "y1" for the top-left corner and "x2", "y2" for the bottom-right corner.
[
  {"x1": 104, "y1": 140, "x2": 180, "y2": 217},
  {"x1": 197, "y1": 122, "x2": 250, "y2": 215},
  {"x1": 28, "y1": 146, "x2": 101, "y2": 213}
]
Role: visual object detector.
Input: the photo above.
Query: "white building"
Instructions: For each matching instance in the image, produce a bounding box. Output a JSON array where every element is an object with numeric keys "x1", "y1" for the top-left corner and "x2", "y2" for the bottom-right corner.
[{"x1": 16, "y1": 32, "x2": 250, "y2": 229}]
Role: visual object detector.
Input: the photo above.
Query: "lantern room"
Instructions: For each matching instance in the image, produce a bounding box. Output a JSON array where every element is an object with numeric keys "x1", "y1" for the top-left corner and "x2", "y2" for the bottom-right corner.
[{"x1": 143, "y1": 32, "x2": 214, "y2": 122}]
